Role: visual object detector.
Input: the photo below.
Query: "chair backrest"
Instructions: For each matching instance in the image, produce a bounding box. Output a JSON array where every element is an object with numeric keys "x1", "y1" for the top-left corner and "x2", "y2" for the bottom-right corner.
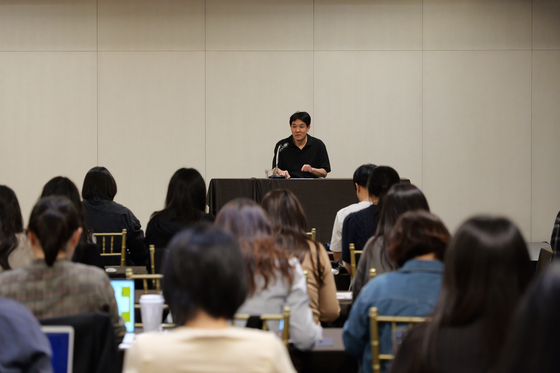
[
  {"x1": 306, "y1": 228, "x2": 316, "y2": 241},
  {"x1": 233, "y1": 306, "x2": 291, "y2": 347},
  {"x1": 536, "y1": 246, "x2": 554, "y2": 274},
  {"x1": 93, "y1": 229, "x2": 127, "y2": 266},
  {"x1": 40, "y1": 312, "x2": 120, "y2": 373},
  {"x1": 369, "y1": 307, "x2": 427, "y2": 373},
  {"x1": 125, "y1": 267, "x2": 163, "y2": 293},
  {"x1": 349, "y1": 243, "x2": 362, "y2": 278}
]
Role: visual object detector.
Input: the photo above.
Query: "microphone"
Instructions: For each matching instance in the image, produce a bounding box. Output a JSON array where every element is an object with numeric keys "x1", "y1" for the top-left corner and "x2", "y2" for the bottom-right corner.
[{"x1": 271, "y1": 142, "x2": 289, "y2": 179}]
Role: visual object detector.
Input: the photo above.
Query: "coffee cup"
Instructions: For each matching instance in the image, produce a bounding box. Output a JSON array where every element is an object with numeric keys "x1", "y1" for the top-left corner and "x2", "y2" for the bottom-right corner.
[{"x1": 139, "y1": 294, "x2": 164, "y2": 332}]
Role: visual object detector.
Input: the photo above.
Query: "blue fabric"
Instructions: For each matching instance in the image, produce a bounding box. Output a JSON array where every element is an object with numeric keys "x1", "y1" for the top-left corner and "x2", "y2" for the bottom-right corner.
[
  {"x1": 0, "y1": 297, "x2": 52, "y2": 373},
  {"x1": 343, "y1": 260, "x2": 444, "y2": 373}
]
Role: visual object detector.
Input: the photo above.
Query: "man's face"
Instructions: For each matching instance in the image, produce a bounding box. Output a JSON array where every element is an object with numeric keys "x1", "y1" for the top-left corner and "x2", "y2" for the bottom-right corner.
[{"x1": 290, "y1": 119, "x2": 310, "y2": 142}]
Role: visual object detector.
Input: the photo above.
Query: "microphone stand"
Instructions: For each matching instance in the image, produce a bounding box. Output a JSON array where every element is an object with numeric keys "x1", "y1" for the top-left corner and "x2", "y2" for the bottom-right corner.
[{"x1": 270, "y1": 143, "x2": 286, "y2": 179}]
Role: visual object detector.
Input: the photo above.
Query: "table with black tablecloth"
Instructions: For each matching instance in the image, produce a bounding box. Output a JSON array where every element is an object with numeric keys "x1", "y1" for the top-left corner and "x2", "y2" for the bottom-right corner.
[{"x1": 208, "y1": 178, "x2": 358, "y2": 243}]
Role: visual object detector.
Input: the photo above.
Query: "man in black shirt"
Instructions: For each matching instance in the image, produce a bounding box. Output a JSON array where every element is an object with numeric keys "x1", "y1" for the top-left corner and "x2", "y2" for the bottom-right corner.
[{"x1": 271, "y1": 111, "x2": 331, "y2": 178}]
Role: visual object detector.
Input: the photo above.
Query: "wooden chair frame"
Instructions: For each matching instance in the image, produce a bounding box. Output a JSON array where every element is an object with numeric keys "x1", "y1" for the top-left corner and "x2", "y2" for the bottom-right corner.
[
  {"x1": 94, "y1": 229, "x2": 127, "y2": 266},
  {"x1": 125, "y1": 267, "x2": 163, "y2": 294},
  {"x1": 349, "y1": 243, "x2": 362, "y2": 278},
  {"x1": 306, "y1": 228, "x2": 316, "y2": 241},
  {"x1": 369, "y1": 307, "x2": 427, "y2": 373},
  {"x1": 233, "y1": 306, "x2": 291, "y2": 347}
]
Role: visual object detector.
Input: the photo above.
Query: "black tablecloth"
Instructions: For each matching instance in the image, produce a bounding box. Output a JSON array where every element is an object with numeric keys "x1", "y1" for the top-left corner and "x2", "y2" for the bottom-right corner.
[{"x1": 207, "y1": 178, "x2": 358, "y2": 243}]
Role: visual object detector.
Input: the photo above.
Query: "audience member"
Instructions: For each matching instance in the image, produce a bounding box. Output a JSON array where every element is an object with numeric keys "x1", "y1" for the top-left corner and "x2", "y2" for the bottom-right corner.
[
  {"x1": 0, "y1": 196, "x2": 126, "y2": 343},
  {"x1": 493, "y1": 263, "x2": 560, "y2": 373},
  {"x1": 343, "y1": 210, "x2": 449, "y2": 373},
  {"x1": 123, "y1": 224, "x2": 296, "y2": 373},
  {"x1": 145, "y1": 168, "x2": 214, "y2": 272},
  {"x1": 390, "y1": 216, "x2": 533, "y2": 373},
  {"x1": 82, "y1": 166, "x2": 146, "y2": 266},
  {"x1": 330, "y1": 164, "x2": 376, "y2": 262},
  {"x1": 215, "y1": 199, "x2": 322, "y2": 351},
  {"x1": 341, "y1": 166, "x2": 400, "y2": 272},
  {"x1": 551, "y1": 210, "x2": 559, "y2": 255},
  {"x1": 262, "y1": 189, "x2": 340, "y2": 323},
  {"x1": 352, "y1": 184, "x2": 430, "y2": 298},
  {"x1": 40, "y1": 176, "x2": 104, "y2": 269},
  {"x1": 0, "y1": 185, "x2": 33, "y2": 272},
  {"x1": 0, "y1": 296, "x2": 53, "y2": 373}
]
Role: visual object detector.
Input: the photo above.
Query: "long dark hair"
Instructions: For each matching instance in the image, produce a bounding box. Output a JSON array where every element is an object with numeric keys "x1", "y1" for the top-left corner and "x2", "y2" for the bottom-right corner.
[
  {"x1": 82, "y1": 166, "x2": 117, "y2": 201},
  {"x1": 366, "y1": 184, "x2": 430, "y2": 270},
  {"x1": 417, "y1": 216, "x2": 533, "y2": 372},
  {"x1": 215, "y1": 198, "x2": 293, "y2": 296},
  {"x1": 261, "y1": 189, "x2": 322, "y2": 283},
  {"x1": 151, "y1": 168, "x2": 206, "y2": 223},
  {"x1": 28, "y1": 196, "x2": 81, "y2": 267},
  {"x1": 0, "y1": 185, "x2": 24, "y2": 270},
  {"x1": 494, "y1": 263, "x2": 560, "y2": 373},
  {"x1": 41, "y1": 176, "x2": 93, "y2": 244}
]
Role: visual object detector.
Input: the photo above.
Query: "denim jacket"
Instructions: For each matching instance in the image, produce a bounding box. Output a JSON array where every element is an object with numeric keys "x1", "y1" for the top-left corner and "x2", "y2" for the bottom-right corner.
[{"x1": 343, "y1": 259, "x2": 444, "y2": 373}]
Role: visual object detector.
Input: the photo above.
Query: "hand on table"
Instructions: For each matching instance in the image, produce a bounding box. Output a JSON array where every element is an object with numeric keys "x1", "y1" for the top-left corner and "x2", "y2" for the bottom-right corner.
[{"x1": 301, "y1": 164, "x2": 313, "y2": 173}]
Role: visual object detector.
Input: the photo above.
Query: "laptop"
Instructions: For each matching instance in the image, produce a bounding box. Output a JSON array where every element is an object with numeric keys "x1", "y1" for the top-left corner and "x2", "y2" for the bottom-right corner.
[
  {"x1": 41, "y1": 326, "x2": 74, "y2": 373},
  {"x1": 111, "y1": 279, "x2": 136, "y2": 347}
]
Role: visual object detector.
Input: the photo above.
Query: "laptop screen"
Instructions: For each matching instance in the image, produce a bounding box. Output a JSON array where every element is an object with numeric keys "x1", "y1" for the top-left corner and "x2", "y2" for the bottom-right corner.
[
  {"x1": 111, "y1": 279, "x2": 135, "y2": 333},
  {"x1": 41, "y1": 326, "x2": 74, "y2": 373}
]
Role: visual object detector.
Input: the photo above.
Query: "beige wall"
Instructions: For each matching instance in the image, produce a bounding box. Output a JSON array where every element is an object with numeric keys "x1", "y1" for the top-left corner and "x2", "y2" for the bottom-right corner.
[{"x1": 1, "y1": 0, "x2": 559, "y2": 242}]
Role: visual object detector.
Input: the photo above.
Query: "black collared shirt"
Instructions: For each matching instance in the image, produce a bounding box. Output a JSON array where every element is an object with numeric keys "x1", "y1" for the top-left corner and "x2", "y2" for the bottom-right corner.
[{"x1": 272, "y1": 135, "x2": 331, "y2": 178}]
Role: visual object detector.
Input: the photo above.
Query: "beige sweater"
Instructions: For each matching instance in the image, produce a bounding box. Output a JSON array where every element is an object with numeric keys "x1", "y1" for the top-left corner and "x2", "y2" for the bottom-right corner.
[
  {"x1": 301, "y1": 241, "x2": 340, "y2": 323},
  {"x1": 123, "y1": 326, "x2": 296, "y2": 373}
]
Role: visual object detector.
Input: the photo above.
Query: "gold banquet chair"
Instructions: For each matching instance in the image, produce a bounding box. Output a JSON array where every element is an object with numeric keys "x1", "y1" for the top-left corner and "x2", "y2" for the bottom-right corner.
[
  {"x1": 369, "y1": 307, "x2": 427, "y2": 373},
  {"x1": 349, "y1": 243, "x2": 362, "y2": 278},
  {"x1": 233, "y1": 306, "x2": 291, "y2": 347},
  {"x1": 125, "y1": 268, "x2": 174, "y2": 329},
  {"x1": 93, "y1": 229, "x2": 127, "y2": 267},
  {"x1": 306, "y1": 228, "x2": 317, "y2": 241}
]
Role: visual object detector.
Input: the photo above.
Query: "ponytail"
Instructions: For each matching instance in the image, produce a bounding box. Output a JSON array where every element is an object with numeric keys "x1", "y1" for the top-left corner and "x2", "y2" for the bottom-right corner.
[{"x1": 28, "y1": 196, "x2": 80, "y2": 267}]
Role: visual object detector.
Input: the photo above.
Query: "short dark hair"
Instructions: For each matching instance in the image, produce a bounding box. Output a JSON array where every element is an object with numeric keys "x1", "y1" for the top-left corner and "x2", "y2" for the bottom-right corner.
[
  {"x1": 152, "y1": 168, "x2": 207, "y2": 223},
  {"x1": 162, "y1": 224, "x2": 248, "y2": 326},
  {"x1": 353, "y1": 164, "x2": 376, "y2": 189},
  {"x1": 0, "y1": 185, "x2": 24, "y2": 270},
  {"x1": 289, "y1": 111, "x2": 311, "y2": 127},
  {"x1": 28, "y1": 196, "x2": 81, "y2": 267},
  {"x1": 81, "y1": 166, "x2": 117, "y2": 201},
  {"x1": 389, "y1": 210, "x2": 450, "y2": 268},
  {"x1": 367, "y1": 165, "x2": 400, "y2": 200}
]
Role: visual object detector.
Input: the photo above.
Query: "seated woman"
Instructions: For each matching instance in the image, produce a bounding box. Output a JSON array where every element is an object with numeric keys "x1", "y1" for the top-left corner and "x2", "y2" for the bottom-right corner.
[
  {"x1": 261, "y1": 189, "x2": 339, "y2": 323},
  {"x1": 494, "y1": 262, "x2": 560, "y2": 373},
  {"x1": 0, "y1": 185, "x2": 33, "y2": 272},
  {"x1": 215, "y1": 199, "x2": 322, "y2": 351},
  {"x1": 352, "y1": 184, "x2": 430, "y2": 299},
  {"x1": 123, "y1": 224, "x2": 295, "y2": 373},
  {"x1": 82, "y1": 166, "x2": 146, "y2": 266},
  {"x1": 391, "y1": 216, "x2": 533, "y2": 373},
  {"x1": 343, "y1": 210, "x2": 450, "y2": 373},
  {"x1": 40, "y1": 176, "x2": 104, "y2": 269},
  {"x1": 0, "y1": 196, "x2": 126, "y2": 343},
  {"x1": 145, "y1": 168, "x2": 214, "y2": 273}
]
